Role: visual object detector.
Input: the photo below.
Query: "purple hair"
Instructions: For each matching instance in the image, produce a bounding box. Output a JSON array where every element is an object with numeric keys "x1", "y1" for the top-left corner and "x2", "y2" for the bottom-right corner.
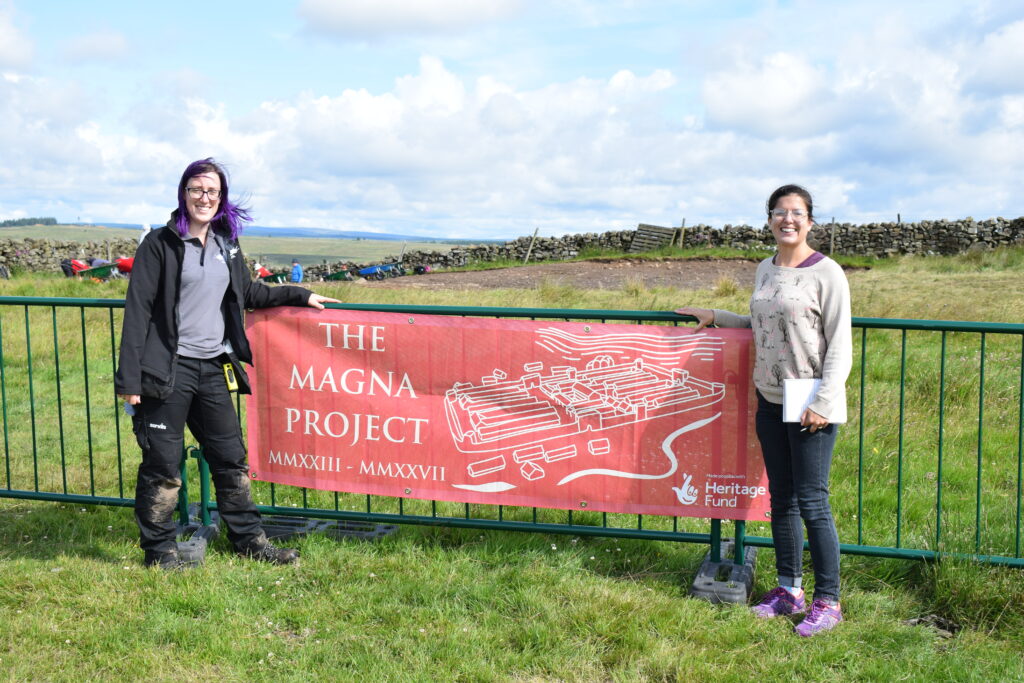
[{"x1": 173, "y1": 158, "x2": 251, "y2": 240}]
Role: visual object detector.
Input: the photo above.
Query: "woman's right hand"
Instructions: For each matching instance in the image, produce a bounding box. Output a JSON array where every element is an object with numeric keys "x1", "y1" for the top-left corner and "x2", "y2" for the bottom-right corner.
[
  {"x1": 674, "y1": 307, "x2": 715, "y2": 331},
  {"x1": 119, "y1": 394, "x2": 141, "y2": 405}
]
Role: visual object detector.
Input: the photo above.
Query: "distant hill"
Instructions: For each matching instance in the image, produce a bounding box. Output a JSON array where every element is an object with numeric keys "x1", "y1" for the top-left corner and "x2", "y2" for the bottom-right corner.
[{"x1": 93, "y1": 222, "x2": 506, "y2": 244}]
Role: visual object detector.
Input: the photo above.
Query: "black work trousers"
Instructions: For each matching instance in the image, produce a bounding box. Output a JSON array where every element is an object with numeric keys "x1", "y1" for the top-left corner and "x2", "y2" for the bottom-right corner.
[{"x1": 132, "y1": 356, "x2": 266, "y2": 555}]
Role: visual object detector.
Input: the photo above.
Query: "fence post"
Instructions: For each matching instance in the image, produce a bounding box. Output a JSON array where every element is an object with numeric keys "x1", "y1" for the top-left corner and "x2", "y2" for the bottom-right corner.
[
  {"x1": 523, "y1": 227, "x2": 539, "y2": 265},
  {"x1": 193, "y1": 446, "x2": 212, "y2": 527},
  {"x1": 177, "y1": 449, "x2": 191, "y2": 527},
  {"x1": 710, "y1": 518, "x2": 721, "y2": 563},
  {"x1": 733, "y1": 521, "x2": 745, "y2": 564}
]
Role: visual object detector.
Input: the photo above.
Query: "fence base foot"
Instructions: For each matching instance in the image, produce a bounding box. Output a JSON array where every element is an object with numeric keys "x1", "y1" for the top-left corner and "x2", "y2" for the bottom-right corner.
[
  {"x1": 688, "y1": 542, "x2": 757, "y2": 604},
  {"x1": 262, "y1": 516, "x2": 398, "y2": 542},
  {"x1": 175, "y1": 524, "x2": 219, "y2": 567},
  {"x1": 195, "y1": 508, "x2": 398, "y2": 543}
]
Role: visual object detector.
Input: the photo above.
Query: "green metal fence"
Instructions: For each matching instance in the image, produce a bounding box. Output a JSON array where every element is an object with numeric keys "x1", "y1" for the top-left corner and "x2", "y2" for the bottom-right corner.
[{"x1": 1, "y1": 296, "x2": 1022, "y2": 569}]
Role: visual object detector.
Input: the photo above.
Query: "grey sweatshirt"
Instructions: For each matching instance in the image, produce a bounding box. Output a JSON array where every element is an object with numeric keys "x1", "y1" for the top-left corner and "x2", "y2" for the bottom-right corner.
[{"x1": 713, "y1": 255, "x2": 852, "y2": 421}]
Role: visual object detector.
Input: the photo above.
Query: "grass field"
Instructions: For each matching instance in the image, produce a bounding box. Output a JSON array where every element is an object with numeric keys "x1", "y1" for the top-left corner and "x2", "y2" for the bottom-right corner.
[
  {"x1": 1, "y1": 247, "x2": 1023, "y2": 681},
  {"x1": 0, "y1": 224, "x2": 467, "y2": 269}
]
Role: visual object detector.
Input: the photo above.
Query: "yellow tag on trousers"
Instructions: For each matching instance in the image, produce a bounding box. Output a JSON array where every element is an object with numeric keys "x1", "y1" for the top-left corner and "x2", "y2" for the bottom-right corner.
[{"x1": 223, "y1": 362, "x2": 238, "y2": 391}]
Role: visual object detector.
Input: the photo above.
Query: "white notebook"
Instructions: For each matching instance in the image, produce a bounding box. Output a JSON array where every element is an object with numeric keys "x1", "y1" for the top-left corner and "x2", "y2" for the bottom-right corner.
[{"x1": 783, "y1": 378, "x2": 847, "y2": 424}]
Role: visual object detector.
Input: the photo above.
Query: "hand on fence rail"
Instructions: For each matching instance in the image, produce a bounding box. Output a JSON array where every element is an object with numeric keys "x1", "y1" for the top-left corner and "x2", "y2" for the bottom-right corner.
[
  {"x1": 674, "y1": 306, "x2": 715, "y2": 331},
  {"x1": 306, "y1": 293, "x2": 341, "y2": 310}
]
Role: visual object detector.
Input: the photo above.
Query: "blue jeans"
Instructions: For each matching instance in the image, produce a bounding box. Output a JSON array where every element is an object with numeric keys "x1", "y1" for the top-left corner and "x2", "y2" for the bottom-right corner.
[{"x1": 755, "y1": 392, "x2": 841, "y2": 602}]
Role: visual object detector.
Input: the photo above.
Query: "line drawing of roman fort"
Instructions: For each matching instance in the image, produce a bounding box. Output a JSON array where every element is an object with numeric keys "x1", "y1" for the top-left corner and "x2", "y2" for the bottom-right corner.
[{"x1": 445, "y1": 327, "x2": 726, "y2": 485}]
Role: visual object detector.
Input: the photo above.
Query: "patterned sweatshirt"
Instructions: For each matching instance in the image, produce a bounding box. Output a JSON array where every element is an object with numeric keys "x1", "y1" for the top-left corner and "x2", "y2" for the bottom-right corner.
[{"x1": 713, "y1": 255, "x2": 852, "y2": 421}]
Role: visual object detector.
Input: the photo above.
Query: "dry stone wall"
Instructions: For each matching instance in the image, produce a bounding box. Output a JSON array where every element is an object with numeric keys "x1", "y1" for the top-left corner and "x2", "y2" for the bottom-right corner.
[
  {"x1": 305, "y1": 217, "x2": 1023, "y2": 279},
  {"x1": 1, "y1": 216, "x2": 1021, "y2": 279},
  {"x1": 677, "y1": 216, "x2": 1024, "y2": 256},
  {"x1": 0, "y1": 237, "x2": 138, "y2": 273}
]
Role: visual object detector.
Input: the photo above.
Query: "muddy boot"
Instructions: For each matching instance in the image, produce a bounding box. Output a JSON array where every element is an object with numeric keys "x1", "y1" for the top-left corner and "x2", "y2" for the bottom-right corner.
[
  {"x1": 238, "y1": 541, "x2": 300, "y2": 565},
  {"x1": 144, "y1": 549, "x2": 192, "y2": 571}
]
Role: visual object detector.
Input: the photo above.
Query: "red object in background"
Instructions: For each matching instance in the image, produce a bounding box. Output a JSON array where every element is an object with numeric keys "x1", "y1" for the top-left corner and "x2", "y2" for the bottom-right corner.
[
  {"x1": 115, "y1": 257, "x2": 134, "y2": 273},
  {"x1": 246, "y1": 309, "x2": 769, "y2": 520},
  {"x1": 69, "y1": 259, "x2": 89, "y2": 273},
  {"x1": 257, "y1": 266, "x2": 273, "y2": 278}
]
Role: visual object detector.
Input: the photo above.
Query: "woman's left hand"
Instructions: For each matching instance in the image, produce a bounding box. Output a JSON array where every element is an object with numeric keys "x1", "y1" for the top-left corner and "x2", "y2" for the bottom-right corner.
[
  {"x1": 800, "y1": 408, "x2": 829, "y2": 433},
  {"x1": 306, "y1": 293, "x2": 341, "y2": 310}
]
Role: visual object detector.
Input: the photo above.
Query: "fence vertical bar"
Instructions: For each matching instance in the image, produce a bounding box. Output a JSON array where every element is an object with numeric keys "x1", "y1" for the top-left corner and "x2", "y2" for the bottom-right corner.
[
  {"x1": 733, "y1": 520, "x2": 746, "y2": 564},
  {"x1": 23, "y1": 306, "x2": 38, "y2": 490},
  {"x1": 976, "y1": 333, "x2": 986, "y2": 553},
  {"x1": 936, "y1": 331, "x2": 947, "y2": 550},
  {"x1": 51, "y1": 307, "x2": 68, "y2": 494},
  {"x1": 896, "y1": 329, "x2": 907, "y2": 548},
  {"x1": 1016, "y1": 334, "x2": 1023, "y2": 557},
  {"x1": 0, "y1": 313, "x2": 10, "y2": 489},
  {"x1": 196, "y1": 448, "x2": 212, "y2": 527},
  {"x1": 857, "y1": 327, "x2": 867, "y2": 545},
  {"x1": 177, "y1": 451, "x2": 191, "y2": 527},
  {"x1": 710, "y1": 519, "x2": 722, "y2": 563},
  {"x1": 79, "y1": 308, "x2": 96, "y2": 496},
  {"x1": 108, "y1": 307, "x2": 125, "y2": 498}
]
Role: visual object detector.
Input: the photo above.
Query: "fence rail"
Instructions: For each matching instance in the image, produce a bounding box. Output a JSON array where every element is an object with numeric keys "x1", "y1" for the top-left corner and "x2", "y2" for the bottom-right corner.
[{"x1": 1, "y1": 296, "x2": 1022, "y2": 569}]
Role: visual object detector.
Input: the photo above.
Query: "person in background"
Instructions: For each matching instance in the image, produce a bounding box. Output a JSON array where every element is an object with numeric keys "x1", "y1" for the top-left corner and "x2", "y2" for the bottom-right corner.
[
  {"x1": 115, "y1": 157, "x2": 339, "y2": 570},
  {"x1": 675, "y1": 184, "x2": 852, "y2": 637},
  {"x1": 254, "y1": 261, "x2": 273, "y2": 279},
  {"x1": 290, "y1": 258, "x2": 303, "y2": 283}
]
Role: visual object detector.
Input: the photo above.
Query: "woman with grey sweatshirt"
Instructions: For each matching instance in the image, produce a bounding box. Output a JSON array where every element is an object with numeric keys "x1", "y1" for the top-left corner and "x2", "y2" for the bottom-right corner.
[{"x1": 676, "y1": 184, "x2": 852, "y2": 637}]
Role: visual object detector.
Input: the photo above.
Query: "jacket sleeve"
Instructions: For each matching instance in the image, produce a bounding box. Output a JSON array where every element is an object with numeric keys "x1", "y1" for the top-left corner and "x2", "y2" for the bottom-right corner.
[
  {"x1": 710, "y1": 309, "x2": 751, "y2": 328},
  {"x1": 808, "y1": 261, "x2": 853, "y2": 420},
  {"x1": 114, "y1": 234, "x2": 163, "y2": 395}
]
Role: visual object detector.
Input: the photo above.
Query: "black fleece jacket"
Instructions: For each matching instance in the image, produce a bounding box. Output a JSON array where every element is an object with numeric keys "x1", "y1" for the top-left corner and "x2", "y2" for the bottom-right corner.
[{"x1": 115, "y1": 219, "x2": 311, "y2": 397}]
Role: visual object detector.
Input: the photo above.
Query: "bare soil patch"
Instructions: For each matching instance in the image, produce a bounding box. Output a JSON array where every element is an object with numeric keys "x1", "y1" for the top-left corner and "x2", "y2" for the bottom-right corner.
[{"x1": 365, "y1": 258, "x2": 762, "y2": 291}]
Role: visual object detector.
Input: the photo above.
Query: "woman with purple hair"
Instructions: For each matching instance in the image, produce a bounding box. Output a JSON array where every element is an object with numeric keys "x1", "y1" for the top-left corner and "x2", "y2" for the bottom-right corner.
[{"x1": 115, "y1": 158, "x2": 339, "y2": 570}]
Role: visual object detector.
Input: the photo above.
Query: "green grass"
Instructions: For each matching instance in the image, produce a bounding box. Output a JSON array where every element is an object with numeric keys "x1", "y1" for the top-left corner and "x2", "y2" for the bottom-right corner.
[{"x1": 1, "y1": 248, "x2": 1024, "y2": 680}]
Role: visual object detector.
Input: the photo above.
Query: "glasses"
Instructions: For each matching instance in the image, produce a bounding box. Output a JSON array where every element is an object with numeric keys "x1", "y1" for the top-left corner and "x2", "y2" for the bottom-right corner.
[
  {"x1": 770, "y1": 209, "x2": 807, "y2": 219},
  {"x1": 186, "y1": 187, "x2": 222, "y2": 200}
]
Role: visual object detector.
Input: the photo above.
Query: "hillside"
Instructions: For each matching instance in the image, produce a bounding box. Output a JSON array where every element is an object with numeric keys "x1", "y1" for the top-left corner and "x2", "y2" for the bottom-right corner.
[{"x1": 0, "y1": 223, "x2": 481, "y2": 268}]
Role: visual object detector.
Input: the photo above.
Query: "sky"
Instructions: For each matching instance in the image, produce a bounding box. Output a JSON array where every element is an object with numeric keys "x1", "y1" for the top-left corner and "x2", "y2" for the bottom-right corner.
[{"x1": 1, "y1": 0, "x2": 1023, "y2": 239}]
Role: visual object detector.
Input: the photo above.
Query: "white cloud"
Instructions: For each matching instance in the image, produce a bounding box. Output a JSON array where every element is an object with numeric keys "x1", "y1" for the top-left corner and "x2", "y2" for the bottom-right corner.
[
  {"x1": 298, "y1": 0, "x2": 521, "y2": 39},
  {"x1": 0, "y1": 2, "x2": 32, "y2": 68},
  {"x1": 62, "y1": 29, "x2": 129, "y2": 63},
  {"x1": 965, "y1": 19, "x2": 1024, "y2": 92},
  {"x1": 999, "y1": 96, "x2": 1024, "y2": 128},
  {"x1": 703, "y1": 52, "x2": 830, "y2": 138},
  {"x1": 3, "y1": 2, "x2": 1024, "y2": 236}
]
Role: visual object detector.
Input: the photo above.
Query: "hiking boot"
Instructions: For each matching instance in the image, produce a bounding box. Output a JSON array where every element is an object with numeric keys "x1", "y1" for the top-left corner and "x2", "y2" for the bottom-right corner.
[
  {"x1": 794, "y1": 599, "x2": 843, "y2": 637},
  {"x1": 239, "y1": 541, "x2": 300, "y2": 565},
  {"x1": 144, "y1": 549, "x2": 191, "y2": 571},
  {"x1": 751, "y1": 586, "x2": 806, "y2": 618}
]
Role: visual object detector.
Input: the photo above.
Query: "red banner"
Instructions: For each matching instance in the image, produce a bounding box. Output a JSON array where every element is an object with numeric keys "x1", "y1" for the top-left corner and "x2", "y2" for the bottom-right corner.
[{"x1": 246, "y1": 310, "x2": 769, "y2": 520}]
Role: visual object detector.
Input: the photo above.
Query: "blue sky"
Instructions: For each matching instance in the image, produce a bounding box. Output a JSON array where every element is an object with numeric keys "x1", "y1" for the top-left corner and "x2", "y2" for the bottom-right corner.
[{"x1": 1, "y1": 0, "x2": 1023, "y2": 239}]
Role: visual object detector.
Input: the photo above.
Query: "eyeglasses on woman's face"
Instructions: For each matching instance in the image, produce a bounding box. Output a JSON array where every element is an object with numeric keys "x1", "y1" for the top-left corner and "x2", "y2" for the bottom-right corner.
[
  {"x1": 770, "y1": 209, "x2": 807, "y2": 219},
  {"x1": 186, "y1": 187, "x2": 222, "y2": 200}
]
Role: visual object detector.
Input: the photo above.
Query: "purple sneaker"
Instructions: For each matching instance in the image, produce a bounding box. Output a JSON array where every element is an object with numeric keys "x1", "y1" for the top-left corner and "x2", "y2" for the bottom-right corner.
[
  {"x1": 751, "y1": 586, "x2": 806, "y2": 618},
  {"x1": 794, "y1": 599, "x2": 843, "y2": 637}
]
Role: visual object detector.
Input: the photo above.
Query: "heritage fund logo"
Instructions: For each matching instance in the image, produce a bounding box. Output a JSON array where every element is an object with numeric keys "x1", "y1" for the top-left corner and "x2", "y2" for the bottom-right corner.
[
  {"x1": 674, "y1": 473, "x2": 767, "y2": 507},
  {"x1": 672, "y1": 473, "x2": 699, "y2": 505}
]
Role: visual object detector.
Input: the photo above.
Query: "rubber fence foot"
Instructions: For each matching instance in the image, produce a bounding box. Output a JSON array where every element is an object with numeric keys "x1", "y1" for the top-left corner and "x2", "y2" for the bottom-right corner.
[
  {"x1": 172, "y1": 504, "x2": 221, "y2": 566},
  {"x1": 200, "y1": 508, "x2": 398, "y2": 543},
  {"x1": 688, "y1": 541, "x2": 757, "y2": 604},
  {"x1": 175, "y1": 523, "x2": 220, "y2": 567},
  {"x1": 261, "y1": 516, "x2": 398, "y2": 542}
]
